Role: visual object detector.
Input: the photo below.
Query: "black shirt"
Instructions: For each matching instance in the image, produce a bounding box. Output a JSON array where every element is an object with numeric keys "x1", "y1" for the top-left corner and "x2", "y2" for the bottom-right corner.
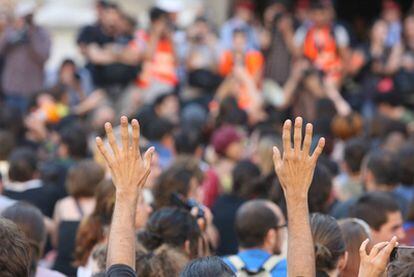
[{"x1": 107, "y1": 264, "x2": 136, "y2": 277}]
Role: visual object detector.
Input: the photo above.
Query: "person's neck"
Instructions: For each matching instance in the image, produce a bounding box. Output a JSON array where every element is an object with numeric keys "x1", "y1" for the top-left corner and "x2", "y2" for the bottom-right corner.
[{"x1": 239, "y1": 246, "x2": 272, "y2": 255}]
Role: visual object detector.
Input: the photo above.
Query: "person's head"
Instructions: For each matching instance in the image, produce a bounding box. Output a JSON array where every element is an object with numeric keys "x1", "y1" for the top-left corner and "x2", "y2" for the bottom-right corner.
[
  {"x1": 211, "y1": 125, "x2": 245, "y2": 161},
  {"x1": 0, "y1": 217, "x2": 30, "y2": 277},
  {"x1": 235, "y1": 200, "x2": 283, "y2": 255},
  {"x1": 331, "y1": 113, "x2": 364, "y2": 141},
  {"x1": 154, "y1": 93, "x2": 180, "y2": 124},
  {"x1": 136, "y1": 244, "x2": 189, "y2": 277},
  {"x1": 309, "y1": 0, "x2": 333, "y2": 26},
  {"x1": 397, "y1": 145, "x2": 414, "y2": 186},
  {"x1": 388, "y1": 251, "x2": 414, "y2": 277},
  {"x1": 232, "y1": 28, "x2": 248, "y2": 52},
  {"x1": 100, "y1": 3, "x2": 121, "y2": 35},
  {"x1": 2, "y1": 202, "x2": 46, "y2": 276},
  {"x1": 338, "y1": 218, "x2": 371, "y2": 277},
  {"x1": 308, "y1": 164, "x2": 333, "y2": 214},
  {"x1": 234, "y1": 0, "x2": 255, "y2": 22},
  {"x1": 216, "y1": 96, "x2": 248, "y2": 127},
  {"x1": 343, "y1": 138, "x2": 369, "y2": 175},
  {"x1": 180, "y1": 256, "x2": 235, "y2": 277},
  {"x1": 0, "y1": 130, "x2": 15, "y2": 161},
  {"x1": 382, "y1": 0, "x2": 401, "y2": 23},
  {"x1": 8, "y1": 147, "x2": 38, "y2": 182},
  {"x1": 174, "y1": 129, "x2": 203, "y2": 157},
  {"x1": 146, "y1": 118, "x2": 175, "y2": 146},
  {"x1": 232, "y1": 160, "x2": 261, "y2": 198},
  {"x1": 362, "y1": 150, "x2": 399, "y2": 191},
  {"x1": 310, "y1": 213, "x2": 348, "y2": 277},
  {"x1": 349, "y1": 192, "x2": 405, "y2": 244},
  {"x1": 59, "y1": 124, "x2": 89, "y2": 159},
  {"x1": 371, "y1": 19, "x2": 388, "y2": 44},
  {"x1": 149, "y1": 7, "x2": 169, "y2": 36},
  {"x1": 138, "y1": 207, "x2": 202, "y2": 259},
  {"x1": 59, "y1": 58, "x2": 77, "y2": 80},
  {"x1": 152, "y1": 159, "x2": 203, "y2": 210},
  {"x1": 66, "y1": 160, "x2": 105, "y2": 199},
  {"x1": 404, "y1": 14, "x2": 414, "y2": 41},
  {"x1": 251, "y1": 134, "x2": 282, "y2": 176}
]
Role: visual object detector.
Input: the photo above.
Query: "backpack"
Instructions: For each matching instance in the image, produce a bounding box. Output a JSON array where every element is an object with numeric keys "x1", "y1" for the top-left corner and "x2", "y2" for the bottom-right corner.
[{"x1": 227, "y1": 255, "x2": 282, "y2": 277}]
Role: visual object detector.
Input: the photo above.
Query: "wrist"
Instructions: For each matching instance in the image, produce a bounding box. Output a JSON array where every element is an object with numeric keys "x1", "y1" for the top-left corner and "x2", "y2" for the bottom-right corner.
[{"x1": 116, "y1": 190, "x2": 140, "y2": 202}]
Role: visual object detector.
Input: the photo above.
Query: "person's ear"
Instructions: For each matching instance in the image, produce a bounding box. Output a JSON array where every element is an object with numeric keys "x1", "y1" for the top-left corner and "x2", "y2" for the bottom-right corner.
[
  {"x1": 338, "y1": 251, "x2": 348, "y2": 272},
  {"x1": 184, "y1": 240, "x2": 191, "y2": 256},
  {"x1": 265, "y1": 228, "x2": 278, "y2": 249}
]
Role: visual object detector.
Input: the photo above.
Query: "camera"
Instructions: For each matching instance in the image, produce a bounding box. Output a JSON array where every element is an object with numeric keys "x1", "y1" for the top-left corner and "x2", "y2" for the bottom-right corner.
[{"x1": 171, "y1": 192, "x2": 205, "y2": 219}]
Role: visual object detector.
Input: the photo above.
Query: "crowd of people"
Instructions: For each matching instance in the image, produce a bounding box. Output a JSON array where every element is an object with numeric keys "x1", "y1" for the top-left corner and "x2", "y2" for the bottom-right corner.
[{"x1": 0, "y1": 0, "x2": 414, "y2": 276}]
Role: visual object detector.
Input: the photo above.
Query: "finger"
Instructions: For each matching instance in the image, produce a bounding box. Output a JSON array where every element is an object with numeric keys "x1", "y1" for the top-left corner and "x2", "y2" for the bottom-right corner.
[
  {"x1": 359, "y1": 239, "x2": 369, "y2": 259},
  {"x1": 96, "y1": 137, "x2": 114, "y2": 166},
  {"x1": 282, "y1": 120, "x2": 292, "y2": 156},
  {"x1": 105, "y1": 122, "x2": 120, "y2": 157},
  {"x1": 293, "y1": 117, "x2": 303, "y2": 155},
  {"x1": 143, "y1": 146, "x2": 155, "y2": 170},
  {"x1": 120, "y1": 116, "x2": 130, "y2": 153},
  {"x1": 311, "y1": 137, "x2": 325, "y2": 162},
  {"x1": 273, "y1": 146, "x2": 282, "y2": 170},
  {"x1": 302, "y1": 123, "x2": 313, "y2": 156},
  {"x1": 132, "y1": 119, "x2": 140, "y2": 158},
  {"x1": 370, "y1": 242, "x2": 389, "y2": 257},
  {"x1": 380, "y1": 236, "x2": 398, "y2": 259}
]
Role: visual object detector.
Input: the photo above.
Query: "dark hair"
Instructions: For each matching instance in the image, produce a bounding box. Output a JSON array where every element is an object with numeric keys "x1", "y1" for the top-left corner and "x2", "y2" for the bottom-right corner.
[
  {"x1": 216, "y1": 97, "x2": 248, "y2": 128},
  {"x1": 8, "y1": 147, "x2": 37, "y2": 182},
  {"x1": 0, "y1": 130, "x2": 15, "y2": 160},
  {"x1": 146, "y1": 118, "x2": 175, "y2": 142},
  {"x1": 60, "y1": 124, "x2": 89, "y2": 159},
  {"x1": 388, "y1": 251, "x2": 414, "y2": 277},
  {"x1": 349, "y1": 192, "x2": 401, "y2": 231},
  {"x1": 308, "y1": 164, "x2": 333, "y2": 214},
  {"x1": 338, "y1": 218, "x2": 371, "y2": 277},
  {"x1": 232, "y1": 160, "x2": 261, "y2": 198},
  {"x1": 153, "y1": 160, "x2": 202, "y2": 210},
  {"x1": 138, "y1": 207, "x2": 202, "y2": 259},
  {"x1": 0, "y1": 217, "x2": 31, "y2": 277},
  {"x1": 310, "y1": 213, "x2": 346, "y2": 275},
  {"x1": 149, "y1": 7, "x2": 168, "y2": 22},
  {"x1": 74, "y1": 180, "x2": 115, "y2": 266},
  {"x1": 180, "y1": 256, "x2": 235, "y2": 277},
  {"x1": 136, "y1": 244, "x2": 189, "y2": 277},
  {"x1": 365, "y1": 150, "x2": 399, "y2": 187},
  {"x1": 66, "y1": 160, "x2": 105, "y2": 198},
  {"x1": 174, "y1": 129, "x2": 202, "y2": 155},
  {"x1": 344, "y1": 138, "x2": 369, "y2": 173},
  {"x1": 235, "y1": 200, "x2": 279, "y2": 248},
  {"x1": 2, "y1": 202, "x2": 46, "y2": 277},
  {"x1": 398, "y1": 146, "x2": 414, "y2": 186}
]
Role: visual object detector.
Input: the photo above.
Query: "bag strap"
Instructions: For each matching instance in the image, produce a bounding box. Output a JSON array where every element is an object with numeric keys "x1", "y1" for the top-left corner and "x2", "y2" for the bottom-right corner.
[
  {"x1": 261, "y1": 255, "x2": 283, "y2": 273},
  {"x1": 227, "y1": 255, "x2": 246, "y2": 271}
]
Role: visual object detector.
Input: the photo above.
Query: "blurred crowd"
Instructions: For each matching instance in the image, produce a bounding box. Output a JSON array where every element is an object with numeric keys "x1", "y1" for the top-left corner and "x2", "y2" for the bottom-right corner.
[{"x1": 1, "y1": 0, "x2": 414, "y2": 276}]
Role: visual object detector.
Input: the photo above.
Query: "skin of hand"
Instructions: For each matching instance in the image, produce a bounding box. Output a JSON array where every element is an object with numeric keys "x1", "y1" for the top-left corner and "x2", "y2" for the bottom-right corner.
[
  {"x1": 96, "y1": 116, "x2": 154, "y2": 269},
  {"x1": 358, "y1": 236, "x2": 398, "y2": 277},
  {"x1": 273, "y1": 117, "x2": 325, "y2": 277}
]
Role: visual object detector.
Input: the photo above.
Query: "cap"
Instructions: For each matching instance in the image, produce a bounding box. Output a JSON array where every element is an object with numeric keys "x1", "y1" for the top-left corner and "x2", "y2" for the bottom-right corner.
[
  {"x1": 156, "y1": 0, "x2": 183, "y2": 13},
  {"x1": 15, "y1": 0, "x2": 36, "y2": 18},
  {"x1": 211, "y1": 125, "x2": 242, "y2": 155}
]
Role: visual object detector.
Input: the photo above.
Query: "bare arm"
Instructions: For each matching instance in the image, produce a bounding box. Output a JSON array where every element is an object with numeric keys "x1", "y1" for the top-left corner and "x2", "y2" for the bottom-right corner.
[
  {"x1": 273, "y1": 117, "x2": 325, "y2": 277},
  {"x1": 96, "y1": 116, "x2": 154, "y2": 270}
]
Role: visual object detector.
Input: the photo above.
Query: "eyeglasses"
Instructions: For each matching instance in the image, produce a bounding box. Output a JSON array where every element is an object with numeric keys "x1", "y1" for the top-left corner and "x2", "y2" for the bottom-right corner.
[{"x1": 275, "y1": 224, "x2": 287, "y2": 229}]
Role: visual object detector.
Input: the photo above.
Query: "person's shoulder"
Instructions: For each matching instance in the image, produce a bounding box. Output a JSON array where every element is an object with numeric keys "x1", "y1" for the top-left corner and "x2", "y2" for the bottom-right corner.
[
  {"x1": 107, "y1": 264, "x2": 136, "y2": 277},
  {"x1": 271, "y1": 258, "x2": 287, "y2": 276},
  {"x1": 35, "y1": 266, "x2": 66, "y2": 277}
]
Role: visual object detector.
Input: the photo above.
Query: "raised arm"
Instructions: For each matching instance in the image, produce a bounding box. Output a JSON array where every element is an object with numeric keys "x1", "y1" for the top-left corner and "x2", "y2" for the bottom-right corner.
[
  {"x1": 96, "y1": 116, "x2": 154, "y2": 270},
  {"x1": 273, "y1": 117, "x2": 325, "y2": 277}
]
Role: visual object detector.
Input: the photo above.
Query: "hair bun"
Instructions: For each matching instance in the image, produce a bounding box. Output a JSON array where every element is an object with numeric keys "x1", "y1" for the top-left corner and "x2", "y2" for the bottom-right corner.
[
  {"x1": 138, "y1": 229, "x2": 164, "y2": 250},
  {"x1": 315, "y1": 243, "x2": 333, "y2": 269}
]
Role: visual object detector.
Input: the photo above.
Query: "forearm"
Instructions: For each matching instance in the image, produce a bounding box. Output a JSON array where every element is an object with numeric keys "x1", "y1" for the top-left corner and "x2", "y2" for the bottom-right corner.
[
  {"x1": 107, "y1": 192, "x2": 138, "y2": 270},
  {"x1": 286, "y1": 197, "x2": 315, "y2": 277}
]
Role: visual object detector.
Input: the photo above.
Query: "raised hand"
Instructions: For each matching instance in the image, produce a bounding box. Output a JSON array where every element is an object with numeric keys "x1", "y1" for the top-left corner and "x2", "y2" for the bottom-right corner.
[
  {"x1": 273, "y1": 117, "x2": 325, "y2": 199},
  {"x1": 96, "y1": 116, "x2": 154, "y2": 197},
  {"x1": 358, "y1": 237, "x2": 398, "y2": 277}
]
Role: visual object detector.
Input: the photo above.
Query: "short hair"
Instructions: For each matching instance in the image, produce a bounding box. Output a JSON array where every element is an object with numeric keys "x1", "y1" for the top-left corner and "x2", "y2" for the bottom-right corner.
[
  {"x1": 8, "y1": 147, "x2": 37, "y2": 182},
  {"x1": 149, "y1": 7, "x2": 168, "y2": 22},
  {"x1": 0, "y1": 217, "x2": 31, "y2": 277},
  {"x1": 397, "y1": 145, "x2": 414, "y2": 185},
  {"x1": 311, "y1": 213, "x2": 346, "y2": 274},
  {"x1": 138, "y1": 208, "x2": 202, "y2": 259},
  {"x1": 232, "y1": 160, "x2": 261, "y2": 198},
  {"x1": 66, "y1": 160, "x2": 105, "y2": 198},
  {"x1": 0, "y1": 130, "x2": 15, "y2": 160},
  {"x1": 180, "y1": 256, "x2": 235, "y2": 277},
  {"x1": 146, "y1": 118, "x2": 174, "y2": 142},
  {"x1": 365, "y1": 150, "x2": 399, "y2": 187},
  {"x1": 60, "y1": 124, "x2": 89, "y2": 159},
  {"x1": 2, "y1": 202, "x2": 47, "y2": 275},
  {"x1": 388, "y1": 251, "x2": 414, "y2": 277},
  {"x1": 308, "y1": 164, "x2": 333, "y2": 214},
  {"x1": 235, "y1": 200, "x2": 279, "y2": 248},
  {"x1": 344, "y1": 138, "x2": 369, "y2": 173},
  {"x1": 174, "y1": 129, "x2": 202, "y2": 155},
  {"x1": 349, "y1": 192, "x2": 401, "y2": 231}
]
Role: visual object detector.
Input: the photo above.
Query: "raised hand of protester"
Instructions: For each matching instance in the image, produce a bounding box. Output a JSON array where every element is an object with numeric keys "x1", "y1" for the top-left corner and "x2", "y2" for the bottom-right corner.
[
  {"x1": 273, "y1": 117, "x2": 325, "y2": 198},
  {"x1": 96, "y1": 116, "x2": 154, "y2": 197},
  {"x1": 358, "y1": 237, "x2": 398, "y2": 277}
]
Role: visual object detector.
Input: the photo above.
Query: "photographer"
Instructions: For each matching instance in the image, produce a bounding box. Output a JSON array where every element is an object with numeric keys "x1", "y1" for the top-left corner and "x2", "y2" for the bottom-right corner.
[{"x1": 0, "y1": 1, "x2": 50, "y2": 113}]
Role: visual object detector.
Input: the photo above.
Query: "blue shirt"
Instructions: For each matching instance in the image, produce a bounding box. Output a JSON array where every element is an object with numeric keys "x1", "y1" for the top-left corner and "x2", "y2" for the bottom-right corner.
[{"x1": 223, "y1": 249, "x2": 287, "y2": 277}]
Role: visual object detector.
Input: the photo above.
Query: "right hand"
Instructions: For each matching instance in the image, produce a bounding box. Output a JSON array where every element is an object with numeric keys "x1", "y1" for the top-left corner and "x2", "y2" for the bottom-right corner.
[
  {"x1": 358, "y1": 237, "x2": 398, "y2": 277},
  {"x1": 96, "y1": 116, "x2": 154, "y2": 197},
  {"x1": 273, "y1": 117, "x2": 325, "y2": 199}
]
